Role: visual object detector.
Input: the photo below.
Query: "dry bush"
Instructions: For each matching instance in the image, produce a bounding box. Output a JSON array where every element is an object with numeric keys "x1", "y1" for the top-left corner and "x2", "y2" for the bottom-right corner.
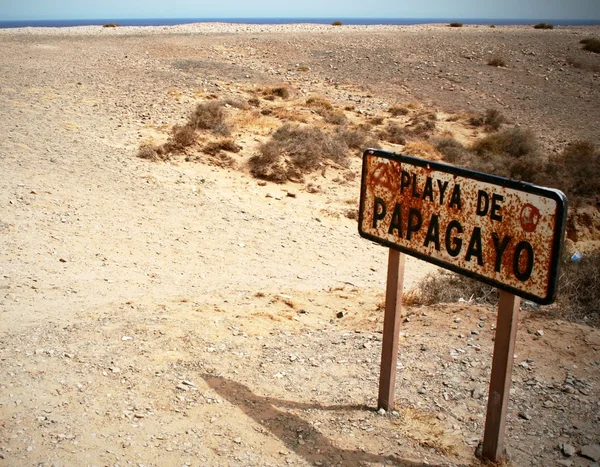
[
  {"x1": 262, "y1": 86, "x2": 290, "y2": 99},
  {"x1": 469, "y1": 128, "x2": 542, "y2": 181},
  {"x1": 306, "y1": 96, "x2": 333, "y2": 111},
  {"x1": 249, "y1": 123, "x2": 349, "y2": 183},
  {"x1": 403, "y1": 140, "x2": 444, "y2": 161},
  {"x1": 336, "y1": 126, "x2": 380, "y2": 151},
  {"x1": 553, "y1": 250, "x2": 600, "y2": 326},
  {"x1": 483, "y1": 109, "x2": 506, "y2": 131},
  {"x1": 103, "y1": 23, "x2": 119, "y2": 28},
  {"x1": 449, "y1": 22, "x2": 463, "y2": 27},
  {"x1": 189, "y1": 101, "x2": 230, "y2": 135},
  {"x1": 411, "y1": 271, "x2": 498, "y2": 306},
  {"x1": 472, "y1": 128, "x2": 538, "y2": 160},
  {"x1": 248, "y1": 97, "x2": 261, "y2": 107},
  {"x1": 434, "y1": 137, "x2": 471, "y2": 164},
  {"x1": 297, "y1": 65, "x2": 310, "y2": 72},
  {"x1": 270, "y1": 107, "x2": 308, "y2": 123},
  {"x1": 412, "y1": 250, "x2": 600, "y2": 327},
  {"x1": 202, "y1": 138, "x2": 241, "y2": 155},
  {"x1": 224, "y1": 98, "x2": 249, "y2": 110},
  {"x1": 370, "y1": 116, "x2": 385, "y2": 126},
  {"x1": 388, "y1": 105, "x2": 410, "y2": 116},
  {"x1": 546, "y1": 141, "x2": 600, "y2": 205},
  {"x1": 321, "y1": 109, "x2": 347, "y2": 125},
  {"x1": 332, "y1": 21, "x2": 342, "y2": 26},
  {"x1": 137, "y1": 142, "x2": 163, "y2": 161},
  {"x1": 408, "y1": 119, "x2": 436, "y2": 137},
  {"x1": 487, "y1": 57, "x2": 506, "y2": 67},
  {"x1": 380, "y1": 123, "x2": 406, "y2": 144},
  {"x1": 163, "y1": 124, "x2": 197, "y2": 153},
  {"x1": 534, "y1": 22, "x2": 554, "y2": 29},
  {"x1": 581, "y1": 37, "x2": 600, "y2": 53}
]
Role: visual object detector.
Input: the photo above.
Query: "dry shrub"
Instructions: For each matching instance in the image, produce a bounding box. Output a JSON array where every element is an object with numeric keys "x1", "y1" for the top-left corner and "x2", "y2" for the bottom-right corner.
[
  {"x1": 249, "y1": 123, "x2": 349, "y2": 183},
  {"x1": 262, "y1": 86, "x2": 290, "y2": 99},
  {"x1": 103, "y1": 23, "x2": 119, "y2": 28},
  {"x1": 472, "y1": 128, "x2": 538, "y2": 160},
  {"x1": 388, "y1": 105, "x2": 410, "y2": 116},
  {"x1": 449, "y1": 22, "x2": 463, "y2": 27},
  {"x1": 469, "y1": 129, "x2": 542, "y2": 181},
  {"x1": 332, "y1": 21, "x2": 342, "y2": 26},
  {"x1": 581, "y1": 37, "x2": 600, "y2": 53},
  {"x1": 163, "y1": 124, "x2": 197, "y2": 153},
  {"x1": 248, "y1": 97, "x2": 261, "y2": 107},
  {"x1": 403, "y1": 140, "x2": 444, "y2": 161},
  {"x1": 534, "y1": 22, "x2": 554, "y2": 29},
  {"x1": 483, "y1": 109, "x2": 506, "y2": 131},
  {"x1": 224, "y1": 98, "x2": 249, "y2": 110},
  {"x1": 380, "y1": 123, "x2": 406, "y2": 144},
  {"x1": 322, "y1": 109, "x2": 347, "y2": 125},
  {"x1": 370, "y1": 116, "x2": 385, "y2": 126},
  {"x1": 202, "y1": 138, "x2": 241, "y2": 155},
  {"x1": 189, "y1": 101, "x2": 230, "y2": 135},
  {"x1": 546, "y1": 141, "x2": 600, "y2": 205},
  {"x1": 487, "y1": 57, "x2": 506, "y2": 67},
  {"x1": 137, "y1": 142, "x2": 163, "y2": 161},
  {"x1": 413, "y1": 250, "x2": 600, "y2": 327},
  {"x1": 434, "y1": 137, "x2": 471, "y2": 164},
  {"x1": 336, "y1": 126, "x2": 380, "y2": 151},
  {"x1": 306, "y1": 96, "x2": 333, "y2": 111},
  {"x1": 408, "y1": 119, "x2": 436, "y2": 137},
  {"x1": 554, "y1": 250, "x2": 600, "y2": 326},
  {"x1": 271, "y1": 107, "x2": 308, "y2": 122},
  {"x1": 411, "y1": 271, "x2": 498, "y2": 306}
]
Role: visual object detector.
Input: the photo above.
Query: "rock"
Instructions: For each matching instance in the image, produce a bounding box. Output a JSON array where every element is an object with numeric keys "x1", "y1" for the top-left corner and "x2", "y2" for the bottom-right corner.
[
  {"x1": 581, "y1": 444, "x2": 600, "y2": 462},
  {"x1": 562, "y1": 443, "x2": 576, "y2": 457},
  {"x1": 336, "y1": 311, "x2": 344, "y2": 319},
  {"x1": 377, "y1": 408, "x2": 386, "y2": 415},
  {"x1": 518, "y1": 412, "x2": 532, "y2": 421},
  {"x1": 556, "y1": 460, "x2": 573, "y2": 466},
  {"x1": 536, "y1": 329, "x2": 544, "y2": 337}
]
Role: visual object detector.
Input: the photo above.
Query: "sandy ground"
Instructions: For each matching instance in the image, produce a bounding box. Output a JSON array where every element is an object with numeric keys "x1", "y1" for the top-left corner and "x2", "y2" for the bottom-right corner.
[{"x1": 0, "y1": 23, "x2": 599, "y2": 467}]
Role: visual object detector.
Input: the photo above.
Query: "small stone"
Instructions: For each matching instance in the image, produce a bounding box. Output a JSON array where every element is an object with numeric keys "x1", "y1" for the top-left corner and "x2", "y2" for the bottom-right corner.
[
  {"x1": 562, "y1": 443, "x2": 576, "y2": 457},
  {"x1": 418, "y1": 387, "x2": 427, "y2": 394},
  {"x1": 109, "y1": 366, "x2": 121, "y2": 374},
  {"x1": 286, "y1": 192, "x2": 296, "y2": 198},
  {"x1": 233, "y1": 437, "x2": 242, "y2": 444},
  {"x1": 543, "y1": 400, "x2": 554, "y2": 408},
  {"x1": 454, "y1": 318, "x2": 461, "y2": 323},
  {"x1": 336, "y1": 311, "x2": 344, "y2": 319},
  {"x1": 121, "y1": 336, "x2": 133, "y2": 341},
  {"x1": 377, "y1": 408, "x2": 386, "y2": 415},
  {"x1": 581, "y1": 444, "x2": 600, "y2": 462},
  {"x1": 536, "y1": 329, "x2": 544, "y2": 337},
  {"x1": 556, "y1": 460, "x2": 573, "y2": 467},
  {"x1": 518, "y1": 412, "x2": 532, "y2": 421},
  {"x1": 59, "y1": 258, "x2": 67, "y2": 263}
]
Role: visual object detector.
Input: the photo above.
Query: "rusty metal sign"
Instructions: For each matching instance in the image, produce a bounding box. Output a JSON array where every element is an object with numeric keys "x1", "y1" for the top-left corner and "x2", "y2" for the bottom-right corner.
[{"x1": 358, "y1": 149, "x2": 567, "y2": 304}]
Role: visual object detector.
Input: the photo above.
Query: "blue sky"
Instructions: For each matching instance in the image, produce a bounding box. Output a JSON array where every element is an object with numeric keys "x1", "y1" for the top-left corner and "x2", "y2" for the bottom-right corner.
[{"x1": 1, "y1": 0, "x2": 600, "y2": 21}]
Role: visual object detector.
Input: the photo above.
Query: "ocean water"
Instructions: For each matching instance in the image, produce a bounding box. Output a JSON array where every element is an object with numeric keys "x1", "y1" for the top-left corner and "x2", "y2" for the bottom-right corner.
[{"x1": 1, "y1": 17, "x2": 599, "y2": 29}]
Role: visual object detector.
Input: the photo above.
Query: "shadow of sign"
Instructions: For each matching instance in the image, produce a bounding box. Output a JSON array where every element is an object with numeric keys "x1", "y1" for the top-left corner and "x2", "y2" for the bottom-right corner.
[{"x1": 202, "y1": 374, "x2": 452, "y2": 467}]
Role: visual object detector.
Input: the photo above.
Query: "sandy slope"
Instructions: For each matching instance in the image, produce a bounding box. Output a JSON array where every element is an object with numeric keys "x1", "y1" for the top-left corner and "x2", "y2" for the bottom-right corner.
[{"x1": 0, "y1": 24, "x2": 599, "y2": 467}]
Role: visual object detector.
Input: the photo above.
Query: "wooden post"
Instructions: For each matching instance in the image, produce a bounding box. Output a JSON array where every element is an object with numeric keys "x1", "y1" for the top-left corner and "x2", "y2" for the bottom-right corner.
[
  {"x1": 377, "y1": 249, "x2": 405, "y2": 411},
  {"x1": 482, "y1": 290, "x2": 521, "y2": 462}
]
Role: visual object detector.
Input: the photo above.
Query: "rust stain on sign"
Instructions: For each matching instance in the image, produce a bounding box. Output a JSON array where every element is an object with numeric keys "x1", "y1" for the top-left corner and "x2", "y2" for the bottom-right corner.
[{"x1": 358, "y1": 150, "x2": 567, "y2": 304}]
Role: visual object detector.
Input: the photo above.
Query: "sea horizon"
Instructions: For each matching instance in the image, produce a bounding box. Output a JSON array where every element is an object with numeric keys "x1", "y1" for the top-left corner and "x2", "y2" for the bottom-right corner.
[{"x1": 1, "y1": 17, "x2": 600, "y2": 29}]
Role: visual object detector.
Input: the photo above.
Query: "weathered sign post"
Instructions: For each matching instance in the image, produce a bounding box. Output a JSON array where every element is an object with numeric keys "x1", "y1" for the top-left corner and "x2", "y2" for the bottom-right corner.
[{"x1": 358, "y1": 149, "x2": 567, "y2": 462}]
